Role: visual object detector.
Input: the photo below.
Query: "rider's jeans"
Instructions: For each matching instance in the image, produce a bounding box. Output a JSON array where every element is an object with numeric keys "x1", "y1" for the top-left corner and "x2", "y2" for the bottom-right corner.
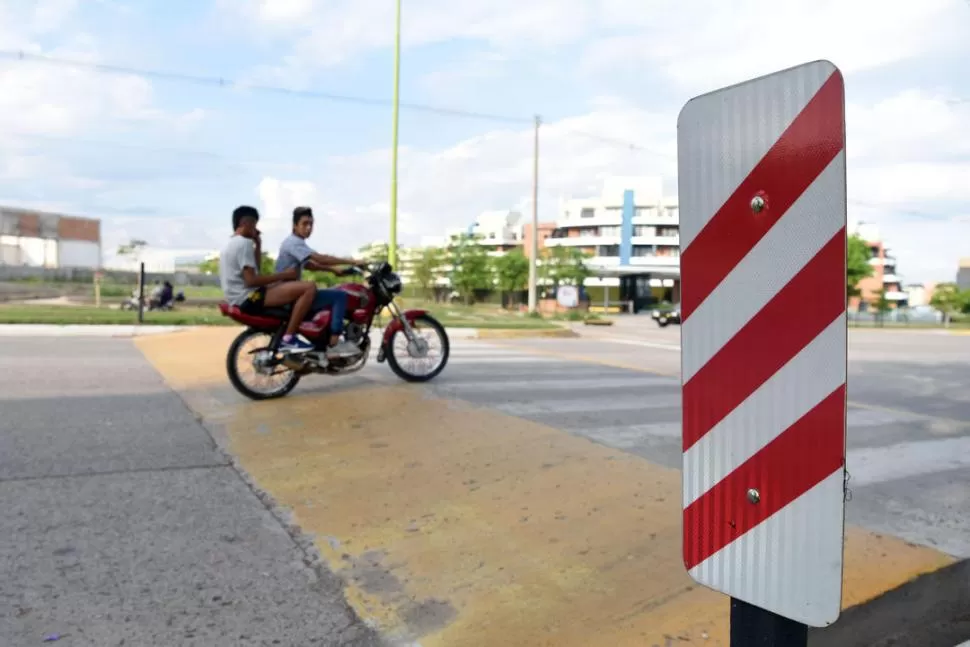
[{"x1": 311, "y1": 289, "x2": 347, "y2": 335}]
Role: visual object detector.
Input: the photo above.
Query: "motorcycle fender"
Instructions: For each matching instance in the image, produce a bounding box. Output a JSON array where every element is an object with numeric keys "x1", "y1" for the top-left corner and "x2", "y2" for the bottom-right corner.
[{"x1": 381, "y1": 309, "x2": 429, "y2": 347}]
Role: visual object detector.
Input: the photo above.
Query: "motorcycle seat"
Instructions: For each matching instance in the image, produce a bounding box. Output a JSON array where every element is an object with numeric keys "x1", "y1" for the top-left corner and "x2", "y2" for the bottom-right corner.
[{"x1": 261, "y1": 306, "x2": 293, "y2": 319}]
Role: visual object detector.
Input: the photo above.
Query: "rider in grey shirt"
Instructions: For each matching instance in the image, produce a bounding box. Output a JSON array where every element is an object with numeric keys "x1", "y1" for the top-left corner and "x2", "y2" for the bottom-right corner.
[{"x1": 275, "y1": 206, "x2": 365, "y2": 358}]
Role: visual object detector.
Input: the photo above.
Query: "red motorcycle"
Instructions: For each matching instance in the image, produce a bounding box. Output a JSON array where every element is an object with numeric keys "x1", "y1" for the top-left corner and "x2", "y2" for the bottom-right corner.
[{"x1": 218, "y1": 262, "x2": 450, "y2": 400}]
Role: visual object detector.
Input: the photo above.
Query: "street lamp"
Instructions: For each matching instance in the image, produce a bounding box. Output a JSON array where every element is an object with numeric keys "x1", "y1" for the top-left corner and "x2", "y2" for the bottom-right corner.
[{"x1": 388, "y1": 0, "x2": 402, "y2": 268}]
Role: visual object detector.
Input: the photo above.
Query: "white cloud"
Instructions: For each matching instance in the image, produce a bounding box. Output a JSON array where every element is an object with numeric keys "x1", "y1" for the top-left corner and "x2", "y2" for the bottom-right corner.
[
  {"x1": 248, "y1": 84, "x2": 967, "y2": 283},
  {"x1": 590, "y1": 0, "x2": 966, "y2": 91},
  {"x1": 253, "y1": 99, "x2": 674, "y2": 256},
  {"x1": 232, "y1": 0, "x2": 968, "y2": 93},
  {"x1": 255, "y1": 177, "x2": 319, "y2": 243},
  {"x1": 0, "y1": 0, "x2": 211, "y2": 258},
  {"x1": 230, "y1": 0, "x2": 598, "y2": 73}
]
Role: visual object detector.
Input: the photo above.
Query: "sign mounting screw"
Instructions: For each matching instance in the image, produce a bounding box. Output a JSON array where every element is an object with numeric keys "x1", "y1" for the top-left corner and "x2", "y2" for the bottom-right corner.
[
  {"x1": 750, "y1": 195, "x2": 766, "y2": 213},
  {"x1": 747, "y1": 488, "x2": 761, "y2": 504}
]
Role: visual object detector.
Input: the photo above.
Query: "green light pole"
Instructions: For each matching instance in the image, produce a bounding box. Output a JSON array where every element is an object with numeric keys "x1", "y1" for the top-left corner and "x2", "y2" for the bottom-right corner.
[{"x1": 388, "y1": 0, "x2": 402, "y2": 268}]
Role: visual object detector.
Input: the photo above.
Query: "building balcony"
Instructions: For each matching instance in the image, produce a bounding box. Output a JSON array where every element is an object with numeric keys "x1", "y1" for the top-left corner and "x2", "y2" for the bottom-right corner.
[
  {"x1": 883, "y1": 273, "x2": 902, "y2": 284},
  {"x1": 632, "y1": 213, "x2": 679, "y2": 226},
  {"x1": 630, "y1": 255, "x2": 680, "y2": 266},
  {"x1": 631, "y1": 235, "x2": 680, "y2": 246},
  {"x1": 868, "y1": 255, "x2": 897, "y2": 267},
  {"x1": 545, "y1": 235, "x2": 620, "y2": 248},
  {"x1": 555, "y1": 214, "x2": 623, "y2": 228},
  {"x1": 586, "y1": 255, "x2": 680, "y2": 269},
  {"x1": 587, "y1": 256, "x2": 621, "y2": 267}
]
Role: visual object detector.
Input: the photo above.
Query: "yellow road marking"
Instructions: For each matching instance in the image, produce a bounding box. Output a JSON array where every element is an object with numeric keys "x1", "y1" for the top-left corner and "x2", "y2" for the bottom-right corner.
[{"x1": 136, "y1": 329, "x2": 957, "y2": 646}]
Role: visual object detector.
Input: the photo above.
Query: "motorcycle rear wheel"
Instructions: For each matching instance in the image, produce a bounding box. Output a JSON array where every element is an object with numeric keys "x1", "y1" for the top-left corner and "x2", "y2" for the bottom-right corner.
[{"x1": 226, "y1": 328, "x2": 302, "y2": 400}]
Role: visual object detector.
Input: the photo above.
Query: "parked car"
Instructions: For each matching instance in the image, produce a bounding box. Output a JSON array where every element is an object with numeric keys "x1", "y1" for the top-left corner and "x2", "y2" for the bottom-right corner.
[{"x1": 651, "y1": 303, "x2": 681, "y2": 327}]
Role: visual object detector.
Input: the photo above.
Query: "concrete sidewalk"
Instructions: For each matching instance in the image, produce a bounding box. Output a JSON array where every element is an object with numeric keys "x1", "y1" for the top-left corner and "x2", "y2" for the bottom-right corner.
[{"x1": 0, "y1": 336, "x2": 381, "y2": 646}]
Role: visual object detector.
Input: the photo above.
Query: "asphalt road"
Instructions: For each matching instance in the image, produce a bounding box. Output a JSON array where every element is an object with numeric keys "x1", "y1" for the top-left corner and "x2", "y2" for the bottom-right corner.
[
  {"x1": 0, "y1": 336, "x2": 381, "y2": 647},
  {"x1": 2, "y1": 322, "x2": 968, "y2": 646},
  {"x1": 371, "y1": 321, "x2": 970, "y2": 559}
]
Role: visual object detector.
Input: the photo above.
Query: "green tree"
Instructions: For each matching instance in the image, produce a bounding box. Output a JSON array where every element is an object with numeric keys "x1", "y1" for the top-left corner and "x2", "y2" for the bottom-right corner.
[
  {"x1": 198, "y1": 256, "x2": 219, "y2": 275},
  {"x1": 412, "y1": 246, "x2": 446, "y2": 299},
  {"x1": 198, "y1": 252, "x2": 275, "y2": 276},
  {"x1": 492, "y1": 249, "x2": 530, "y2": 306},
  {"x1": 847, "y1": 234, "x2": 874, "y2": 298},
  {"x1": 117, "y1": 239, "x2": 148, "y2": 264},
  {"x1": 930, "y1": 282, "x2": 967, "y2": 327},
  {"x1": 874, "y1": 287, "x2": 892, "y2": 326},
  {"x1": 540, "y1": 246, "x2": 591, "y2": 290},
  {"x1": 359, "y1": 242, "x2": 389, "y2": 264},
  {"x1": 447, "y1": 233, "x2": 492, "y2": 304}
]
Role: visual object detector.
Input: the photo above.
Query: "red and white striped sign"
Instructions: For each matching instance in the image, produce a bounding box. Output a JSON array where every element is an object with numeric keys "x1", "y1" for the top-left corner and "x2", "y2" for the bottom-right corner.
[{"x1": 677, "y1": 60, "x2": 847, "y2": 627}]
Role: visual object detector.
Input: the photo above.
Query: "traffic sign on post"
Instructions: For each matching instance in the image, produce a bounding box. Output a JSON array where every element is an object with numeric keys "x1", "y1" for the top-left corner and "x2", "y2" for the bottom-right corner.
[{"x1": 677, "y1": 60, "x2": 848, "y2": 632}]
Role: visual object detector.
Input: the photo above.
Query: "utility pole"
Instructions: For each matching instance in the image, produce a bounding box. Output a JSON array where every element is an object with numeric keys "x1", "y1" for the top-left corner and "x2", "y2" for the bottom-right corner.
[
  {"x1": 527, "y1": 114, "x2": 541, "y2": 313},
  {"x1": 388, "y1": 0, "x2": 402, "y2": 268}
]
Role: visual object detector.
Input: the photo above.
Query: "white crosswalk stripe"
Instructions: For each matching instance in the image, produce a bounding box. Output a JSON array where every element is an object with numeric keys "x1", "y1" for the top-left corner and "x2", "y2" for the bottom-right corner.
[{"x1": 364, "y1": 337, "x2": 970, "y2": 559}]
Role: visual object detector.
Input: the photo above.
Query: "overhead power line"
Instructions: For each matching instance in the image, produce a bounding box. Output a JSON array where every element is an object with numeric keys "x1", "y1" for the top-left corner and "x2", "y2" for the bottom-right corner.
[
  {"x1": 3, "y1": 49, "x2": 960, "y2": 225},
  {"x1": 0, "y1": 49, "x2": 533, "y2": 125},
  {"x1": 0, "y1": 49, "x2": 673, "y2": 153}
]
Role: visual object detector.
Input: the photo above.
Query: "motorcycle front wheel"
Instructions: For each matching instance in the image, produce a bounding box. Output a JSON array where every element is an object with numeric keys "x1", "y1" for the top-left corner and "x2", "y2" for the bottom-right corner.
[
  {"x1": 385, "y1": 314, "x2": 450, "y2": 383},
  {"x1": 226, "y1": 328, "x2": 302, "y2": 400}
]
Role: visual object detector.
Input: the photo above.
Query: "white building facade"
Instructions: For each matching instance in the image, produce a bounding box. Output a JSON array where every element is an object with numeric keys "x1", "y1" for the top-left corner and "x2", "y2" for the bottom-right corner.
[{"x1": 544, "y1": 176, "x2": 680, "y2": 306}]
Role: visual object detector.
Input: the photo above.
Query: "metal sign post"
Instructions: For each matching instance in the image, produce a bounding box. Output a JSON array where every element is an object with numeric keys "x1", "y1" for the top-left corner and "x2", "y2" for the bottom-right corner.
[{"x1": 677, "y1": 60, "x2": 848, "y2": 645}]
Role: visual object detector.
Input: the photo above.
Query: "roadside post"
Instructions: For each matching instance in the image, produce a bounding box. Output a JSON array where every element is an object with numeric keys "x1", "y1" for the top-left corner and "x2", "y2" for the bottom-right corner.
[
  {"x1": 138, "y1": 262, "x2": 145, "y2": 324},
  {"x1": 94, "y1": 271, "x2": 103, "y2": 308},
  {"x1": 677, "y1": 60, "x2": 849, "y2": 645}
]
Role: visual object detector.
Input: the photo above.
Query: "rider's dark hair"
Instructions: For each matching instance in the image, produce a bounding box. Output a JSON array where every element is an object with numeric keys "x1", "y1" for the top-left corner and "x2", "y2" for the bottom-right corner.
[
  {"x1": 232, "y1": 205, "x2": 259, "y2": 230},
  {"x1": 293, "y1": 206, "x2": 313, "y2": 225}
]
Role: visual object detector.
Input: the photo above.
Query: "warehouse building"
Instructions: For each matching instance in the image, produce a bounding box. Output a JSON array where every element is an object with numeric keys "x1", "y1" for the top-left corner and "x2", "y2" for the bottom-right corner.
[{"x1": 0, "y1": 206, "x2": 101, "y2": 269}]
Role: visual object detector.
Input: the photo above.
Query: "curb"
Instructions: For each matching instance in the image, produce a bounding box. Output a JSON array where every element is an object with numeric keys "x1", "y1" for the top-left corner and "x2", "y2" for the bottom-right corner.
[
  {"x1": 809, "y1": 558, "x2": 970, "y2": 647},
  {"x1": 474, "y1": 327, "x2": 578, "y2": 340},
  {"x1": 0, "y1": 324, "x2": 192, "y2": 337}
]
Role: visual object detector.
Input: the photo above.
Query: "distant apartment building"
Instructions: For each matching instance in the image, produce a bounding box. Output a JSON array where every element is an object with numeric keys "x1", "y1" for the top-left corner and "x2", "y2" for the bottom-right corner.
[
  {"x1": 365, "y1": 178, "x2": 682, "y2": 309},
  {"x1": 905, "y1": 283, "x2": 936, "y2": 308},
  {"x1": 463, "y1": 210, "x2": 523, "y2": 256},
  {"x1": 0, "y1": 206, "x2": 101, "y2": 269},
  {"x1": 958, "y1": 258, "x2": 970, "y2": 291},
  {"x1": 543, "y1": 176, "x2": 680, "y2": 308},
  {"x1": 521, "y1": 222, "x2": 556, "y2": 259},
  {"x1": 850, "y1": 222, "x2": 907, "y2": 310}
]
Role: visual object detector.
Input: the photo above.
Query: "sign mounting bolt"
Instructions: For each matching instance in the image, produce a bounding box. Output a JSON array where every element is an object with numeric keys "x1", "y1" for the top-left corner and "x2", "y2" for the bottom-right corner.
[
  {"x1": 750, "y1": 195, "x2": 766, "y2": 213},
  {"x1": 747, "y1": 488, "x2": 761, "y2": 504}
]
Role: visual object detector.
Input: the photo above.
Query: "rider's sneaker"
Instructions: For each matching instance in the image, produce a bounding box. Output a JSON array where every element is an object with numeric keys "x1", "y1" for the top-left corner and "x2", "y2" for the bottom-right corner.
[
  {"x1": 280, "y1": 334, "x2": 314, "y2": 354},
  {"x1": 326, "y1": 340, "x2": 360, "y2": 358}
]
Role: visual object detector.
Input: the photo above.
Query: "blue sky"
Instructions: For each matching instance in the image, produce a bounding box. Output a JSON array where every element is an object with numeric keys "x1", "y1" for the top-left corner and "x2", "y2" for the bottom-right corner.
[{"x1": 1, "y1": 0, "x2": 969, "y2": 283}]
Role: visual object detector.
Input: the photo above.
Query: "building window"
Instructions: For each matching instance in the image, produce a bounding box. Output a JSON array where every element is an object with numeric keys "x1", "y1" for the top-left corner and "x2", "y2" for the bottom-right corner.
[
  {"x1": 657, "y1": 226, "x2": 679, "y2": 237},
  {"x1": 632, "y1": 245, "x2": 654, "y2": 257},
  {"x1": 580, "y1": 208, "x2": 595, "y2": 218},
  {"x1": 635, "y1": 207, "x2": 655, "y2": 217},
  {"x1": 634, "y1": 226, "x2": 655, "y2": 236},
  {"x1": 597, "y1": 245, "x2": 619, "y2": 257},
  {"x1": 599, "y1": 226, "x2": 620, "y2": 237}
]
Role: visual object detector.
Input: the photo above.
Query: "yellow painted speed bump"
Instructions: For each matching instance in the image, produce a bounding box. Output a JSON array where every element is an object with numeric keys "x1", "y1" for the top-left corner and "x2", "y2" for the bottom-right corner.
[{"x1": 136, "y1": 329, "x2": 956, "y2": 646}]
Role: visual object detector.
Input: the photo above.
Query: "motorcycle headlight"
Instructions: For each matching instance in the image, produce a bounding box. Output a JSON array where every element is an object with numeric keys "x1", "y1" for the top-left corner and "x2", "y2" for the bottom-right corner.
[{"x1": 383, "y1": 274, "x2": 403, "y2": 295}]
